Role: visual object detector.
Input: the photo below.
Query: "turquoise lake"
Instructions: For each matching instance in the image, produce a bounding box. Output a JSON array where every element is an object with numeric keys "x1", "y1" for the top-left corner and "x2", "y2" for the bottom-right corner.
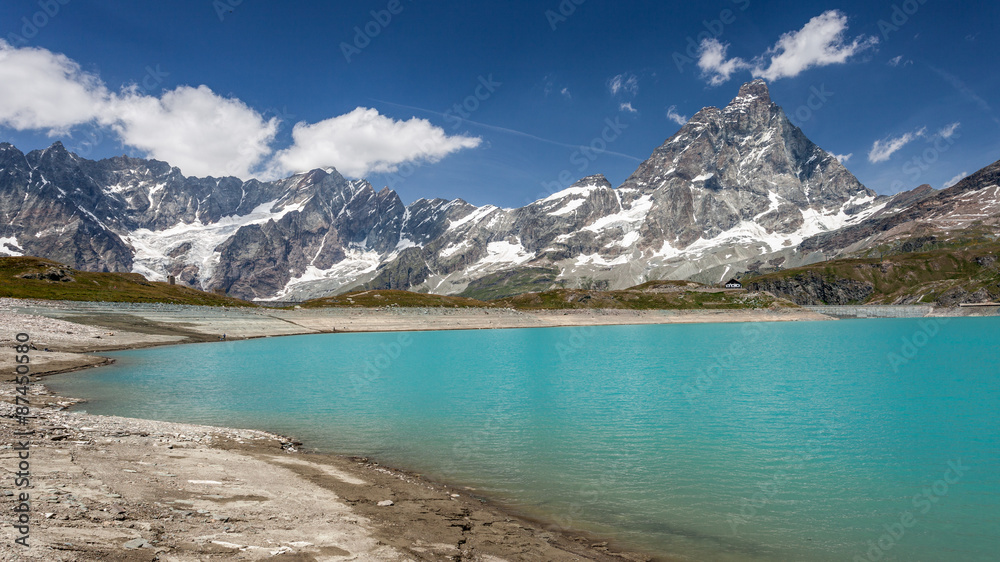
[{"x1": 48, "y1": 318, "x2": 1000, "y2": 561}]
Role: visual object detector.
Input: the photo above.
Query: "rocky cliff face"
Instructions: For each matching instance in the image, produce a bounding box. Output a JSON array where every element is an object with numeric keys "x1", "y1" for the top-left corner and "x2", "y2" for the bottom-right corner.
[
  {"x1": 747, "y1": 272, "x2": 874, "y2": 305},
  {"x1": 4, "y1": 80, "x2": 993, "y2": 301}
]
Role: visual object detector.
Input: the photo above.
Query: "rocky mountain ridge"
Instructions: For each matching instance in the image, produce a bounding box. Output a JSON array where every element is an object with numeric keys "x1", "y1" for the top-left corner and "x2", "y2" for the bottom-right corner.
[{"x1": 2, "y1": 80, "x2": 997, "y2": 301}]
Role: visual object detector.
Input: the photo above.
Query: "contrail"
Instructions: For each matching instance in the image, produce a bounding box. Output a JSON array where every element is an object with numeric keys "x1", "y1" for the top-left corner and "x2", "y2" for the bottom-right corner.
[{"x1": 369, "y1": 98, "x2": 643, "y2": 162}]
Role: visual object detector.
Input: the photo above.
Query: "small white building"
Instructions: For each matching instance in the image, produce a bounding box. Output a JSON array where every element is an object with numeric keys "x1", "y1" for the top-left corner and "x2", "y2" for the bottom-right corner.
[{"x1": 724, "y1": 279, "x2": 743, "y2": 289}]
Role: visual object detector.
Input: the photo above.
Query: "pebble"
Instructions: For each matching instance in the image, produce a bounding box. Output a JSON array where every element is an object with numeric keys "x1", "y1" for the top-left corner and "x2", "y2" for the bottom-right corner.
[
  {"x1": 122, "y1": 538, "x2": 151, "y2": 550},
  {"x1": 376, "y1": 500, "x2": 394, "y2": 507}
]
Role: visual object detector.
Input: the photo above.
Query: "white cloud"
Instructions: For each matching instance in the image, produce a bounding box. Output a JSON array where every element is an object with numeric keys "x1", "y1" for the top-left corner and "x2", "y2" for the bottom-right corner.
[
  {"x1": 697, "y1": 39, "x2": 749, "y2": 86},
  {"x1": 619, "y1": 102, "x2": 637, "y2": 114},
  {"x1": 943, "y1": 171, "x2": 968, "y2": 189},
  {"x1": 752, "y1": 11, "x2": 878, "y2": 81},
  {"x1": 833, "y1": 153, "x2": 853, "y2": 164},
  {"x1": 938, "y1": 122, "x2": 960, "y2": 139},
  {"x1": 273, "y1": 108, "x2": 481, "y2": 178},
  {"x1": 666, "y1": 105, "x2": 688, "y2": 126},
  {"x1": 888, "y1": 55, "x2": 913, "y2": 67},
  {"x1": 868, "y1": 127, "x2": 926, "y2": 163},
  {"x1": 697, "y1": 10, "x2": 877, "y2": 85},
  {"x1": 608, "y1": 73, "x2": 638, "y2": 96},
  {"x1": 0, "y1": 40, "x2": 107, "y2": 133},
  {"x1": 0, "y1": 40, "x2": 480, "y2": 180},
  {"x1": 560, "y1": 87, "x2": 572, "y2": 100},
  {"x1": 105, "y1": 86, "x2": 278, "y2": 178}
]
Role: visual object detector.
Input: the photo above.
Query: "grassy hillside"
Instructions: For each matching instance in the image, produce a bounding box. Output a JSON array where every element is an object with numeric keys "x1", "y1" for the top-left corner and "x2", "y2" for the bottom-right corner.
[
  {"x1": 302, "y1": 280, "x2": 786, "y2": 310},
  {"x1": 299, "y1": 289, "x2": 491, "y2": 308},
  {"x1": 493, "y1": 280, "x2": 784, "y2": 310},
  {"x1": 458, "y1": 267, "x2": 563, "y2": 301},
  {"x1": 745, "y1": 241, "x2": 1000, "y2": 305},
  {"x1": 0, "y1": 257, "x2": 253, "y2": 306}
]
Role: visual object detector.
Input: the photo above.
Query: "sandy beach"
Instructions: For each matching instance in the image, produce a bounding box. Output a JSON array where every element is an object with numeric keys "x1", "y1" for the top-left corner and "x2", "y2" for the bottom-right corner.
[{"x1": 1, "y1": 298, "x2": 978, "y2": 561}]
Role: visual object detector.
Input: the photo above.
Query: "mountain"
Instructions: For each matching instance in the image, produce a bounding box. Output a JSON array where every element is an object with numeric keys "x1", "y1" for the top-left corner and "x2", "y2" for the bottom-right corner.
[
  {"x1": 2, "y1": 80, "x2": 995, "y2": 301},
  {"x1": 797, "y1": 159, "x2": 1000, "y2": 257}
]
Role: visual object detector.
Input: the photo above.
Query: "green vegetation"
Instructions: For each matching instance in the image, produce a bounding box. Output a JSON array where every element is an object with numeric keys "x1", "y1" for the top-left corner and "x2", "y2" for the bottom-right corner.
[
  {"x1": 746, "y1": 240, "x2": 1000, "y2": 305},
  {"x1": 0, "y1": 257, "x2": 253, "y2": 306},
  {"x1": 301, "y1": 279, "x2": 785, "y2": 310},
  {"x1": 458, "y1": 267, "x2": 563, "y2": 301},
  {"x1": 493, "y1": 283, "x2": 783, "y2": 310},
  {"x1": 489, "y1": 279, "x2": 783, "y2": 310},
  {"x1": 299, "y1": 289, "x2": 490, "y2": 308}
]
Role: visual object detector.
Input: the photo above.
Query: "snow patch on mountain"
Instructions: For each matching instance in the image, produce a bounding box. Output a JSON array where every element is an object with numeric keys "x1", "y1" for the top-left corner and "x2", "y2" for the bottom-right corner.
[
  {"x1": 467, "y1": 240, "x2": 534, "y2": 272},
  {"x1": 267, "y1": 248, "x2": 382, "y2": 301},
  {"x1": 0, "y1": 236, "x2": 24, "y2": 257},
  {"x1": 126, "y1": 199, "x2": 304, "y2": 283}
]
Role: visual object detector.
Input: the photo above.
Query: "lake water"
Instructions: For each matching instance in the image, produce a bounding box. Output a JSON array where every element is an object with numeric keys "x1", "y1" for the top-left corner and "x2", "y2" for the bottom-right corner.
[{"x1": 48, "y1": 318, "x2": 1000, "y2": 561}]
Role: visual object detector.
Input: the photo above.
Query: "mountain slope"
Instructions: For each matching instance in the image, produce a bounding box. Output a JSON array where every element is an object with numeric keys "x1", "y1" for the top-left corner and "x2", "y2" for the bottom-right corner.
[
  {"x1": 3, "y1": 80, "x2": 994, "y2": 301},
  {"x1": 0, "y1": 256, "x2": 251, "y2": 306},
  {"x1": 746, "y1": 239, "x2": 1000, "y2": 305}
]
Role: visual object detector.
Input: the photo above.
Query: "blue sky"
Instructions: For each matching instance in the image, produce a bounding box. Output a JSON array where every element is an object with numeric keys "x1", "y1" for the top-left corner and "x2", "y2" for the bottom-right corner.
[{"x1": 1, "y1": 0, "x2": 997, "y2": 207}]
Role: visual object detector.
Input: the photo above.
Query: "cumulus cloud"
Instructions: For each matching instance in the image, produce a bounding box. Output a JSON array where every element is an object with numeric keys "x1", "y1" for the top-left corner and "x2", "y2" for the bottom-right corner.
[
  {"x1": 697, "y1": 39, "x2": 748, "y2": 86},
  {"x1": 868, "y1": 127, "x2": 926, "y2": 163},
  {"x1": 273, "y1": 108, "x2": 481, "y2": 178},
  {"x1": 833, "y1": 153, "x2": 853, "y2": 164},
  {"x1": 753, "y1": 11, "x2": 878, "y2": 81},
  {"x1": 0, "y1": 40, "x2": 480, "y2": 180},
  {"x1": 608, "y1": 73, "x2": 639, "y2": 96},
  {"x1": 697, "y1": 10, "x2": 877, "y2": 85},
  {"x1": 943, "y1": 171, "x2": 968, "y2": 189},
  {"x1": 104, "y1": 86, "x2": 279, "y2": 178},
  {"x1": 0, "y1": 40, "x2": 107, "y2": 133},
  {"x1": 666, "y1": 105, "x2": 688, "y2": 126}
]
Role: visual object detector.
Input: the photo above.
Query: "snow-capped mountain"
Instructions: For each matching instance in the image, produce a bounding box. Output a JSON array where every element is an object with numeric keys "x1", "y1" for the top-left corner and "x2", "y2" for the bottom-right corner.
[{"x1": 3, "y1": 79, "x2": 989, "y2": 301}]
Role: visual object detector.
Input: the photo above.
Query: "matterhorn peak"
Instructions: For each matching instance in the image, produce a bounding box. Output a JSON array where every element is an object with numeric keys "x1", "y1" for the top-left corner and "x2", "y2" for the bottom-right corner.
[
  {"x1": 735, "y1": 78, "x2": 770, "y2": 100},
  {"x1": 724, "y1": 79, "x2": 773, "y2": 111}
]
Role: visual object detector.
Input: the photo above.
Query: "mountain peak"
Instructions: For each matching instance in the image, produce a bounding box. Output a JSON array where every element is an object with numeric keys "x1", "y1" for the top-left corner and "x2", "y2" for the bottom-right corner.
[
  {"x1": 727, "y1": 79, "x2": 772, "y2": 110},
  {"x1": 571, "y1": 174, "x2": 611, "y2": 189},
  {"x1": 736, "y1": 79, "x2": 770, "y2": 98}
]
